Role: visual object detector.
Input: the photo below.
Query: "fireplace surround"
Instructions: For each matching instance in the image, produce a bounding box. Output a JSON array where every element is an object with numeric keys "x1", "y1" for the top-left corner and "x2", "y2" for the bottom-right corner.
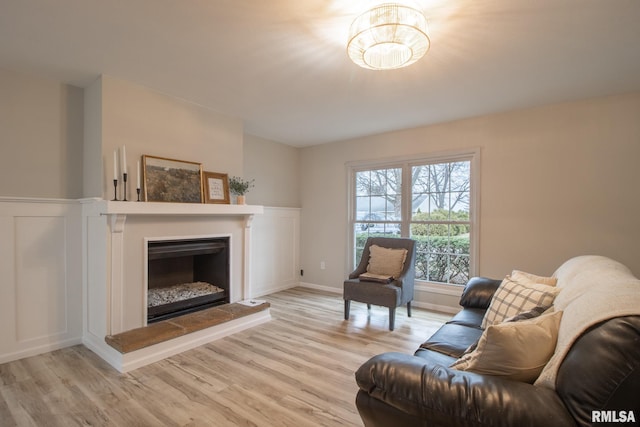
[{"x1": 81, "y1": 199, "x2": 267, "y2": 372}]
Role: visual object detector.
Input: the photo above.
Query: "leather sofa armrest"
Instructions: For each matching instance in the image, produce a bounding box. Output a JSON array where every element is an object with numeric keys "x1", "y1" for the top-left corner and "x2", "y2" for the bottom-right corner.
[
  {"x1": 356, "y1": 352, "x2": 574, "y2": 427},
  {"x1": 458, "y1": 277, "x2": 502, "y2": 309}
]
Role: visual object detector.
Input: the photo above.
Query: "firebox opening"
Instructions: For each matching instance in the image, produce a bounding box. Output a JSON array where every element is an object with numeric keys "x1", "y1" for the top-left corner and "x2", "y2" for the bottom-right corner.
[{"x1": 147, "y1": 237, "x2": 230, "y2": 323}]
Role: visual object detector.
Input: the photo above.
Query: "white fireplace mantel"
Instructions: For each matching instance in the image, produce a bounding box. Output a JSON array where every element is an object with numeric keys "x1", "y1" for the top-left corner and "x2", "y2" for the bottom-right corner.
[
  {"x1": 94, "y1": 199, "x2": 263, "y2": 218},
  {"x1": 94, "y1": 200, "x2": 264, "y2": 232}
]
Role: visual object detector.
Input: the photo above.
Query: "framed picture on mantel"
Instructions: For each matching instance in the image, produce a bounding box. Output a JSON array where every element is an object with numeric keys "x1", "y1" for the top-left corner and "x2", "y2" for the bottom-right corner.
[
  {"x1": 142, "y1": 155, "x2": 203, "y2": 203},
  {"x1": 203, "y1": 171, "x2": 230, "y2": 204}
]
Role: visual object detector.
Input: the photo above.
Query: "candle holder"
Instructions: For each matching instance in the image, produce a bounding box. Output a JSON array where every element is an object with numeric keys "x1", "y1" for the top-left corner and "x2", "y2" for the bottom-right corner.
[
  {"x1": 122, "y1": 173, "x2": 128, "y2": 201},
  {"x1": 137, "y1": 188, "x2": 141, "y2": 202},
  {"x1": 112, "y1": 179, "x2": 118, "y2": 201}
]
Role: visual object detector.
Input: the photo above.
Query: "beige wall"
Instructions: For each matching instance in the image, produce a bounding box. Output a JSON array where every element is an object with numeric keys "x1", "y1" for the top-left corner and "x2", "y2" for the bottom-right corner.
[
  {"x1": 0, "y1": 68, "x2": 84, "y2": 198},
  {"x1": 84, "y1": 75, "x2": 244, "y2": 199},
  {"x1": 3, "y1": 70, "x2": 292, "y2": 208},
  {"x1": 243, "y1": 134, "x2": 301, "y2": 207},
  {"x1": 299, "y1": 92, "x2": 640, "y2": 298},
  {"x1": 5, "y1": 67, "x2": 640, "y2": 307}
]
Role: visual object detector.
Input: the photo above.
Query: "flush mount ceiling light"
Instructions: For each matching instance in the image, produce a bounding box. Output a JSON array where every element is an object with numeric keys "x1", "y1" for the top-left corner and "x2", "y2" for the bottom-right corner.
[{"x1": 347, "y1": 3, "x2": 430, "y2": 70}]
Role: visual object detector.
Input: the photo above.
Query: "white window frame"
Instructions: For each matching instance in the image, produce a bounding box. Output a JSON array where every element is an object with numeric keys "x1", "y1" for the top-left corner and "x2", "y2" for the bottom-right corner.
[{"x1": 346, "y1": 148, "x2": 480, "y2": 286}]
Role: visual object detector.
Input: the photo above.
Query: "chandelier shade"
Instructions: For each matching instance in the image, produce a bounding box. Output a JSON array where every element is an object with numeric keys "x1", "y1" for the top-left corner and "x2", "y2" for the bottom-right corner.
[{"x1": 347, "y1": 3, "x2": 430, "y2": 70}]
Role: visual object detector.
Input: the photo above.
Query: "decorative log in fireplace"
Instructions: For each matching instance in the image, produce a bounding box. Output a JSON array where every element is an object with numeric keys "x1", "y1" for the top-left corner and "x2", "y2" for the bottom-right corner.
[{"x1": 147, "y1": 237, "x2": 230, "y2": 323}]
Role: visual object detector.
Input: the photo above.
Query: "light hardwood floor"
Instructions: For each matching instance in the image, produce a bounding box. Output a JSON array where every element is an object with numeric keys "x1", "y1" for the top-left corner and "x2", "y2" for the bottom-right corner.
[{"x1": 0, "y1": 288, "x2": 451, "y2": 427}]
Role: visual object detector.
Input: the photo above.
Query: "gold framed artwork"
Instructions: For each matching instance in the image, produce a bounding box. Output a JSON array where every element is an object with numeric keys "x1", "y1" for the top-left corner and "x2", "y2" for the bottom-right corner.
[
  {"x1": 203, "y1": 171, "x2": 230, "y2": 204},
  {"x1": 142, "y1": 155, "x2": 203, "y2": 203}
]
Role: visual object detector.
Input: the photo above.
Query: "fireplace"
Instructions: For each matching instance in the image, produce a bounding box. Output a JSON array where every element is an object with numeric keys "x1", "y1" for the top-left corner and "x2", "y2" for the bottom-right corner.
[{"x1": 147, "y1": 236, "x2": 230, "y2": 323}]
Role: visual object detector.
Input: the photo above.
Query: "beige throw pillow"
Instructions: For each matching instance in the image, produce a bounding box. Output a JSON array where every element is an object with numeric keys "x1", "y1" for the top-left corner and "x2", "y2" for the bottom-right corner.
[
  {"x1": 511, "y1": 270, "x2": 558, "y2": 287},
  {"x1": 450, "y1": 310, "x2": 563, "y2": 383},
  {"x1": 366, "y1": 245, "x2": 408, "y2": 279},
  {"x1": 482, "y1": 278, "x2": 560, "y2": 329}
]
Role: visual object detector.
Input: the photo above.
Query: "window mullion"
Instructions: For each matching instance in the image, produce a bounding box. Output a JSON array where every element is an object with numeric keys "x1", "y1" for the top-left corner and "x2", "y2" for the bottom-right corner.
[{"x1": 401, "y1": 162, "x2": 412, "y2": 237}]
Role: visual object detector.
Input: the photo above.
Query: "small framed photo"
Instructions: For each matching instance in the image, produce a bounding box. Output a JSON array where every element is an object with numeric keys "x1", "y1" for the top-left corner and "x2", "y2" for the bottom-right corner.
[
  {"x1": 203, "y1": 171, "x2": 230, "y2": 204},
  {"x1": 143, "y1": 155, "x2": 203, "y2": 203}
]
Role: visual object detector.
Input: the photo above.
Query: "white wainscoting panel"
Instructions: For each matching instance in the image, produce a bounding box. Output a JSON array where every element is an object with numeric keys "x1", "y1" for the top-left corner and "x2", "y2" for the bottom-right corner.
[
  {"x1": 0, "y1": 198, "x2": 83, "y2": 364},
  {"x1": 250, "y1": 207, "x2": 300, "y2": 297},
  {"x1": 14, "y1": 216, "x2": 68, "y2": 341}
]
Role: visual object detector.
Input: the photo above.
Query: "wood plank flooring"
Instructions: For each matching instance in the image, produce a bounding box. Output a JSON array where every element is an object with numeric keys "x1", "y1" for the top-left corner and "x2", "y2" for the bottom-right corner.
[{"x1": 0, "y1": 287, "x2": 451, "y2": 427}]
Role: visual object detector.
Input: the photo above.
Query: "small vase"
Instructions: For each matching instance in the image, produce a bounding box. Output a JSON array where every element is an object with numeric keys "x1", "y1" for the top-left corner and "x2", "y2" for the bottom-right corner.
[{"x1": 236, "y1": 195, "x2": 246, "y2": 205}]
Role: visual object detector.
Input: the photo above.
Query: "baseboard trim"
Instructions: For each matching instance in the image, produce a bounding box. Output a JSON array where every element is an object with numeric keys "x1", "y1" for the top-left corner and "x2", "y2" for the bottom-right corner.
[
  {"x1": 298, "y1": 282, "x2": 459, "y2": 314},
  {"x1": 298, "y1": 282, "x2": 342, "y2": 294},
  {"x1": 415, "y1": 283, "x2": 464, "y2": 297},
  {"x1": 252, "y1": 282, "x2": 298, "y2": 298},
  {"x1": 411, "y1": 301, "x2": 459, "y2": 315},
  {"x1": 0, "y1": 337, "x2": 83, "y2": 365}
]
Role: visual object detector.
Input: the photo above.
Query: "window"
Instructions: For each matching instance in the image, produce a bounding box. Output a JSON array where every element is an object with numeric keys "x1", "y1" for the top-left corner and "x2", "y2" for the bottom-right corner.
[
  {"x1": 349, "y1": 150, "x2": 478, "y2": 285},
  {"x1": 354, "y1": 167, "x2": 403, "y2": 263}
]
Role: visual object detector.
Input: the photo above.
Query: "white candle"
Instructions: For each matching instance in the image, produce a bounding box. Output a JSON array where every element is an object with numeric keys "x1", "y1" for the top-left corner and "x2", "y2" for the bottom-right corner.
[
  {"x1": 137, "y1": 160, "x2": 141, "y2": 188},
  {"x1": 121, "y1": 146, "x2": 127, "y2": 176},
  {"x1": 113, "y1": 150, "x2": 118, "y2": 180}
]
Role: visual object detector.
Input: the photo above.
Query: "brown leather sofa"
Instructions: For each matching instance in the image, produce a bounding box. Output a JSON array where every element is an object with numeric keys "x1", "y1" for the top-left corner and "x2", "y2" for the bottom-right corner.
[{"x1": 355, "y1": 276, "x2": 640, "y2": 427}]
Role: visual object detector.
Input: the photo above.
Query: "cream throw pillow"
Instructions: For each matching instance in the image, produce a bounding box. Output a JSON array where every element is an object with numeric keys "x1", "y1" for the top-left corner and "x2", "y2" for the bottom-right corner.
[
  {"x1": 450, "y1": 310, "x2": 563, "y2": 383},
  {"x1": 481, "y1": 278, "x2": 560, "y2": 329},
  {"x1": 366, "y1": 245, "x2": 408, "y2": 279},
  {"x1": 511, "y1": 270, "x2": 558, "y2": 287}
]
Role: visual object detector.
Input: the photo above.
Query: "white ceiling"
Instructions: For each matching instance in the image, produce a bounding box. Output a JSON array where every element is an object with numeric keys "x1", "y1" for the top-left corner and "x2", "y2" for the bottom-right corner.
[{"x1": 2, "y1": 0, "x2": 640, "y2": 147}]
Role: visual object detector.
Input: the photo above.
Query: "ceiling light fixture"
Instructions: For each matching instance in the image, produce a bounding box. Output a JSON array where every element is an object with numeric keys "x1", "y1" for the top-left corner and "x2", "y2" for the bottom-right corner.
[{"x1": 347, "y1": 3, "x2": 430, "y2": 70}]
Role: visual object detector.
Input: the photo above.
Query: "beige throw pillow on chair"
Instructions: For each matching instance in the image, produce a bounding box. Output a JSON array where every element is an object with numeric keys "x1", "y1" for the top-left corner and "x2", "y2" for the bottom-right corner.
[{"x1": 366, "y1": 245, "x2": 408, "y2": 280}]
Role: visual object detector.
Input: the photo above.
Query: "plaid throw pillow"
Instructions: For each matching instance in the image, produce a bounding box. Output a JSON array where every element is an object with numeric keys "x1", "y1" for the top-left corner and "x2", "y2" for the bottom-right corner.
[{"x1": 481, "y1": 278, "x2": 560, "y2": 329}]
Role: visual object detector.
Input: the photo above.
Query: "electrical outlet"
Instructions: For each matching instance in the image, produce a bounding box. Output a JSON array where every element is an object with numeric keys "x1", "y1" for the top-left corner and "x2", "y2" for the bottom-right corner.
[{"x1": 320, "y1": 261, "x2": 326, "y2": 270}]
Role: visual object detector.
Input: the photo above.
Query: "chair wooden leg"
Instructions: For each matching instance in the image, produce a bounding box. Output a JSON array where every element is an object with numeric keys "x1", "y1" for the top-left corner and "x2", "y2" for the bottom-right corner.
[
  {"x1": 367, "y1": 304, "x2": 372, "y2": 310},
  {"x1": 344, "y1": 300, "x2": 350, "y2": 320},
  {"x1": 389, "y1": 307, "x2": 395, "y2": 331},
  {"x1": 407, "y1": 301, "x2": 412, "y2": 317}
]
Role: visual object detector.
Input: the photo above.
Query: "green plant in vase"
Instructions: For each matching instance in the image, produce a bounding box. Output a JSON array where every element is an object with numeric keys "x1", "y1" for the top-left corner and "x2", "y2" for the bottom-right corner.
[{"x1": 228, "y1": 176, "x2": 255, "y2": 204}]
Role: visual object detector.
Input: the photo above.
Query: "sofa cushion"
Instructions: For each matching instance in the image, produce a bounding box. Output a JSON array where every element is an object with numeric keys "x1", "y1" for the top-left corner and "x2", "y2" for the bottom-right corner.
[
  {"x1": 413, "y1": 347, "x2": 457, "y2": 367},
  {"x1": 420, "y1": 323, "x2": 483, "y2": 358},
  {"x1": 450, "y1": 310, "x2": 563, "y2": 383},
  {"x1": 366, "y1": 245, "x2": 408, "y2": 279},
  {"x1": 447, "y1": 307, "x2": 485, "y2": 329},
  {"x1": 482, "y1": 278, "x2": 560, "y2": 329},
  {"x1": 511, "y1": 270, "x2": 557, "y2": 286}
]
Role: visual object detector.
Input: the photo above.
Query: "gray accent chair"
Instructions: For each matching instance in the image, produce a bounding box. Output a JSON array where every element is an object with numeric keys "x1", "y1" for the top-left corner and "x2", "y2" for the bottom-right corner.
[{"x1": 343, "y1": 237, "x2": 416, "y2": 331}]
